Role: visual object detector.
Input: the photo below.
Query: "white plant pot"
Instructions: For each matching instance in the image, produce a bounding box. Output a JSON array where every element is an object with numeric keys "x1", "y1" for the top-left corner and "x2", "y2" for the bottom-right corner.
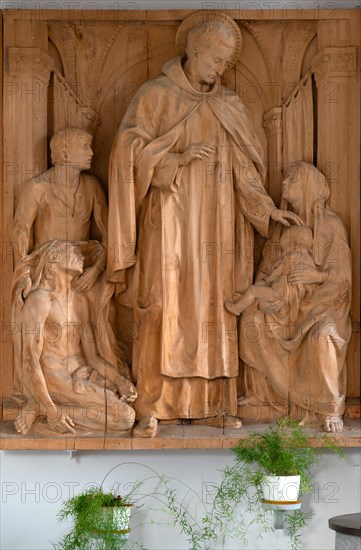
[
  {"x1": 262, "y1": 475, "x2": 301, "y2": 503},
  {"x1": 109, "y1": 505, "x2": 132, "y2": 531},
  {"x1": 92, "y1": 504, "x2": 132, "y2": 540}
]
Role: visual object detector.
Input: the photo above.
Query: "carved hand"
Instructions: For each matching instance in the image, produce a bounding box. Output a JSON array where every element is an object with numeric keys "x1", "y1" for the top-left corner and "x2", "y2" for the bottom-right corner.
[
  {"x1": 72, "y1": 266, "x2": 100, "y2": 292},
  {"x1": 287, "y1": 265, "x2": 328, "y2": 285},
  {"x1": 16, "y1": 275, "x2": 32, "y2": 307},
  {"x1": 179, "y1": 143, "x2": 216, "y2": 166},
  {"x1": 271, "y1": 208, "x2": 304, "y2": 227}
]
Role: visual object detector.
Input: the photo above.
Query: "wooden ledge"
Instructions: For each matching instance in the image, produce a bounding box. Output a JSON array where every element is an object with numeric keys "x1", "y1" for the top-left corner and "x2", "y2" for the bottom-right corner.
[
  {"x1": 1, "y1": 419, "x2": 360, "y2": 450},
  {"x1": 3, "y1": 9, "x2": 358, "y2": 22}
]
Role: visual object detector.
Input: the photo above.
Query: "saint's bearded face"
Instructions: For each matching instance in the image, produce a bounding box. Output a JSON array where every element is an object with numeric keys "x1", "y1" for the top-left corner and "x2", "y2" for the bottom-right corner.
[{"x1": 190, "y1": 42, "x2": 235, "y2": 84}]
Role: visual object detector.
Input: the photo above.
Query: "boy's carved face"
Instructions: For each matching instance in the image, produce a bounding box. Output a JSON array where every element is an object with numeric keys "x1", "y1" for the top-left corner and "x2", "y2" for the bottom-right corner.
[{"x1": 64, "y1": 136, "x2": 93, "y2": 170}]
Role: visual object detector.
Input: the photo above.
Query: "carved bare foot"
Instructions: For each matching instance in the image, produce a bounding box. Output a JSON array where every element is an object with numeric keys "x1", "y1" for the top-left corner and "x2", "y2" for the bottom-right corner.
[
  {"x1": 223, "y1": 415, "x2": 242, "y2": 429},
  {"x1": 117, "y1": 378, "x2": 138, "y2": 403},
  {"x1": 323, "y1": 415, "x2": 343, "y2": 433},
  {"x1": 14, "y1": 401, "x2": 40, "y2": 435},
  {"x1": 237, "y1": 395, "x2": 260, "y2": 406},
  {"x1": 224, "y1": 299, "x2": 242, "y2": 316},
  {"x1": 47, "y1": 413, "x2": 76, "y2": 434},
  {"x1": 298, "y1": 410, "x2": 313, "y2": 426},
  {"x1": 46, "y1": 404, "x2": 75, "y2": 434},
  {"x1": 133, "y1": 416, "x2": 158, "y2": 438}
]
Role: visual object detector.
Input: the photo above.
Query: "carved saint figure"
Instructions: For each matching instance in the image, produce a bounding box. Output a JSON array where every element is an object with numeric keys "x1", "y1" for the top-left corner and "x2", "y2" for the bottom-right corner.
[
  {"x1": 107, "y1": 14, "x2": 301, "y2": 437},
  {"x1": 239, "y1": 162, "x2": 352, "y2": 433},
  {"x1": 225, "y1": 225, "x2": 316, "y2": 323},
  {"x1": 14, "y1": 241, "x2": 136, "y2": 435}
]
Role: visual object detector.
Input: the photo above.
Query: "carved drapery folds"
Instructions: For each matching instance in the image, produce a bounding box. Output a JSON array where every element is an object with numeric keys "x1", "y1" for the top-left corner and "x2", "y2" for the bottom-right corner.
[
  {"x1": 263, "y1": 107, "x2": 283, "y2": 205},
  {"x1": 281, "y1": 22, "x2": 317, "y2": 101},
  {"x1": 283, "y1": 75, "x2": 314, "y2": 170}
]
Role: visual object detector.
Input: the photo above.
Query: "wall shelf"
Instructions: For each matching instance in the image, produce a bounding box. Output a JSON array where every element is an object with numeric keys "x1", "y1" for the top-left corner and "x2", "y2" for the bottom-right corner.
[{"x1": 1, "y1": 419, "x2": 360, "y2": 450}]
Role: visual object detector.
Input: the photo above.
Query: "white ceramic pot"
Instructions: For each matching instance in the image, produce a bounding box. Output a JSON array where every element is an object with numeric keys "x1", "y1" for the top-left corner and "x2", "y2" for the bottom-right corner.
[
  {"x1": 262, "y1": 475, "x2": 301, "y2": 503},
  {"x1": 92, "y1": 504, "x2": 132, "y2": 539}
]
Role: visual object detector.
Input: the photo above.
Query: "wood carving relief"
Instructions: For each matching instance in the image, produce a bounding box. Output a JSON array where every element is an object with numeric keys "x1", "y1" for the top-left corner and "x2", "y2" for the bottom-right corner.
[
  {"x1": 1, "y1": 9, "x2": 359, "y2": 448},
  {"x1": 238, "y1": 161, "x2": 352, "y2": 434},
  {"x1": 11, "y1": 127, "x2": 137, "y2": 435}
]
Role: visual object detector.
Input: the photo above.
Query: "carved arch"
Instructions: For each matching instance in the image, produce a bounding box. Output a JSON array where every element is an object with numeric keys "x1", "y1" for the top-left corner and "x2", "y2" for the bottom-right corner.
[
  {"x1": 242, "y1": 21, "x2": 273, "y2": 84},
  {"x1": 48, "y1": 23, "x2": 78, "y2": 94},
  {"x1": 279, "y1": 21, "x2": 317, "y2": 101}
]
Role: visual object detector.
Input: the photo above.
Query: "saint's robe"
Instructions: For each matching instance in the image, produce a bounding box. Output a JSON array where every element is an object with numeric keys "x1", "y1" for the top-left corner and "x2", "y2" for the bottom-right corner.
[{"x1": 108, "y1": 57, "x2": 276, "y2": 420}]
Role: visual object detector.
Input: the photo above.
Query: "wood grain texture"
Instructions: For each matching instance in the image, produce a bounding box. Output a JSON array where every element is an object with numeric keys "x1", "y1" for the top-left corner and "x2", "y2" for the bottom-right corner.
[{"x1": 1, "y1": 420, "x2": 360, "y2": 450}]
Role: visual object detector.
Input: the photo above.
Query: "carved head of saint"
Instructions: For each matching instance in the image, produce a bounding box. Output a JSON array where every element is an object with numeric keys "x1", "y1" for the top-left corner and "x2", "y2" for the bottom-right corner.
[
  {"x1": 185, "y1": 22, "x2": 236, "y2": 85},
  {"x1": 50, "y1": 127, "x2": 93, "y2": 171}
]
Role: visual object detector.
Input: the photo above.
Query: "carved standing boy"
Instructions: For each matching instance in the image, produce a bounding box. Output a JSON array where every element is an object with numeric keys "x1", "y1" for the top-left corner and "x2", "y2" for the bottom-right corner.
[{"x1": 12, "y1": 126, "x2": 108, "y2": 305}]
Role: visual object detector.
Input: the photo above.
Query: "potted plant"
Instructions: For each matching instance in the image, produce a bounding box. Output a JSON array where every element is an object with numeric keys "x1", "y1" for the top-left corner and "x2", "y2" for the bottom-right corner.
[
  {"x1": 54, "y1": 486, "x2": 133, "y2": 550},
  {"x1": 214, "y1": 418, "x2": 344, "y2": 549},
  {"x1": 233, "y1": 419, "x2": 319, "y2": 507}
]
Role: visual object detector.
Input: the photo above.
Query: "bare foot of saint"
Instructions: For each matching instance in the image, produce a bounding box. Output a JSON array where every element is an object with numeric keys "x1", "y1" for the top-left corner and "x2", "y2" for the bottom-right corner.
[
  {"x1": 133, "y1": 416, "x2": 158, "y2": 438},
  {"x1": 323, "y1": 415, "x2": 343, "y2": 433},
  {"x1": 14, "y1": 399, "x2": 40, "y2": 435}
]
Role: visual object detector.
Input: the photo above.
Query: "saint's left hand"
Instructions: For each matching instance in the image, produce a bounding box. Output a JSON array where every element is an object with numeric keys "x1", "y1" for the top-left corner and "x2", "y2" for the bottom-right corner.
[
  {"x1": 287, "y1": 265, "x2": 326, "y2": 284},
  {"x1": 271, "y1": 209, "x2": 304, "y2": 226}
]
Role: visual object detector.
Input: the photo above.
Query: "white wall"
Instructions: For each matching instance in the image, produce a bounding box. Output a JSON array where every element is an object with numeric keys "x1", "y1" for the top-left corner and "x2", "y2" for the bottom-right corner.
[
  {"x1": 1, "y1": 448, "x2": 361, "y2": 549},
  {"x1": 1, "y1": 2, "x2": 360, "y2": 549}
]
